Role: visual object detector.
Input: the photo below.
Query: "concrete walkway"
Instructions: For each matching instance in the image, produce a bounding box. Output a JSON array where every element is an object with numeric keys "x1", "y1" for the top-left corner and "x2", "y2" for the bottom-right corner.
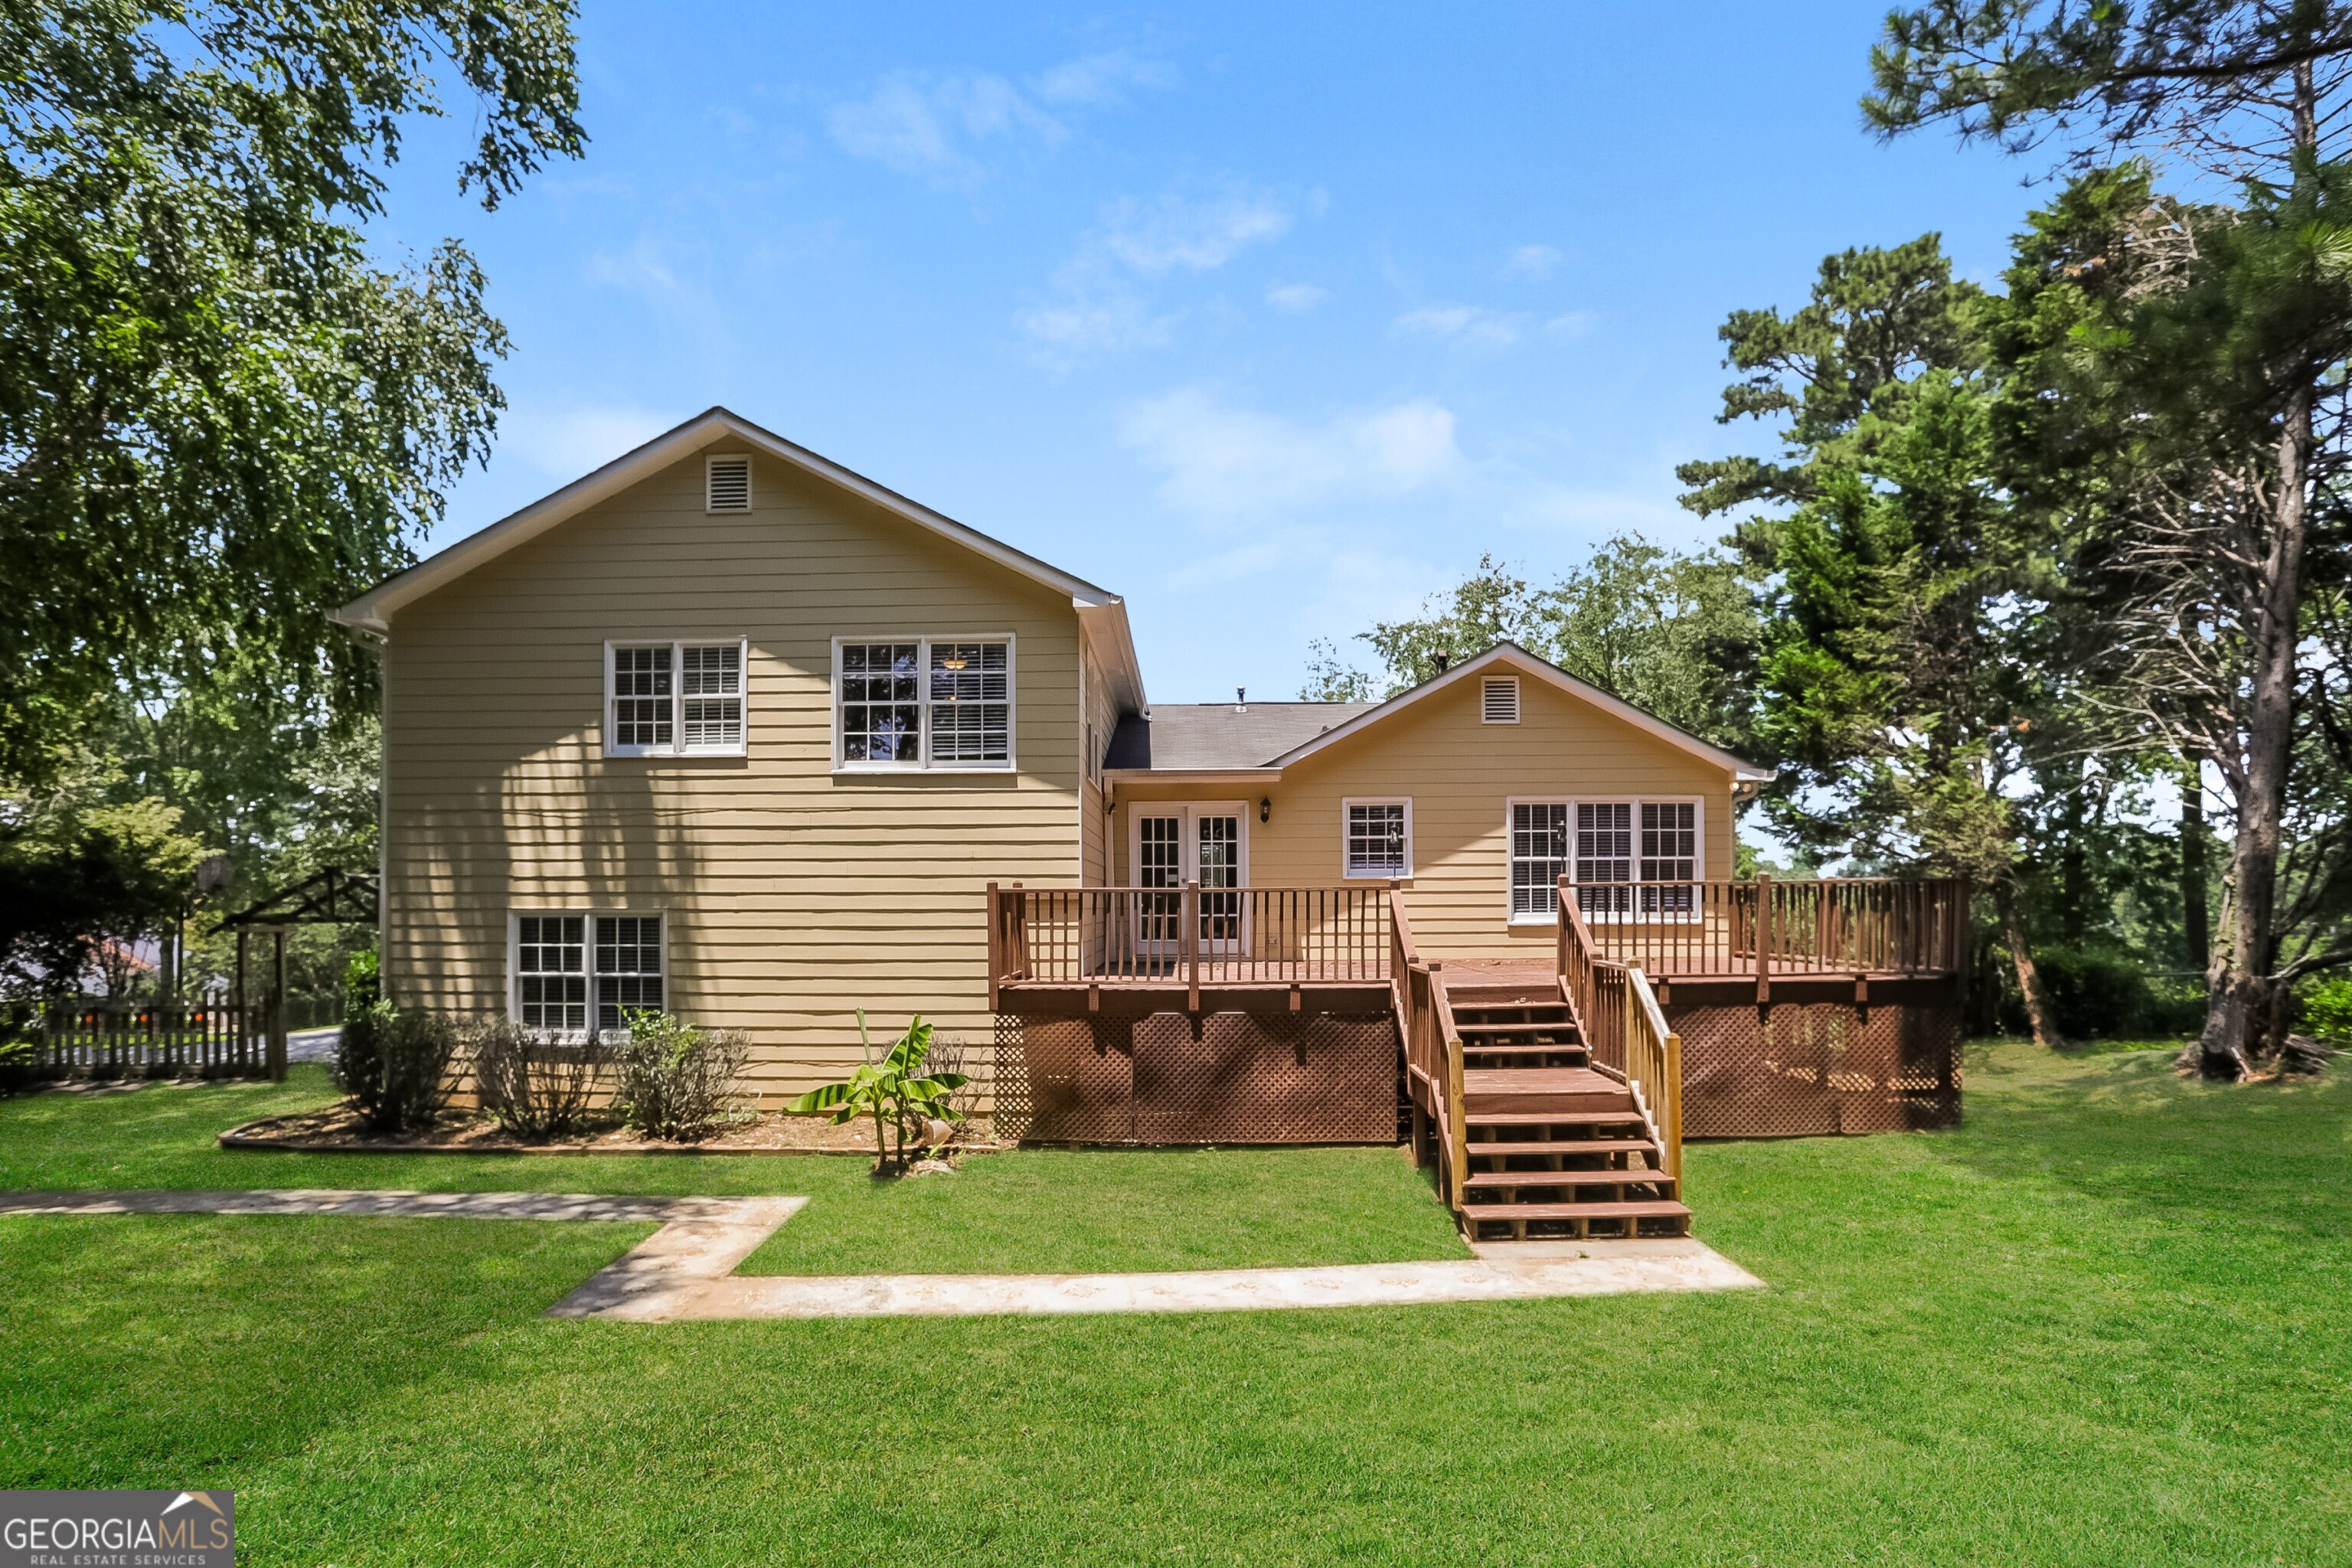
[{"x1": 0, "y1": 1189, "x2": 1763, "y2": 1320}]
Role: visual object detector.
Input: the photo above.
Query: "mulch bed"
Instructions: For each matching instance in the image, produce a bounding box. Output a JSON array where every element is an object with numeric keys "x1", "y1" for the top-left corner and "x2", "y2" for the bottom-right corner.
[{"x1": 218, "y1": 1103, "x2": 1006, "y2": 1158}]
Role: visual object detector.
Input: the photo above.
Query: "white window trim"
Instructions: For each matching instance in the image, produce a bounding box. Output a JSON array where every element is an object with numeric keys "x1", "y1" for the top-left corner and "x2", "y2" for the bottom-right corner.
[
  {"x1": 603, "y1": 638, "x2": 750, "y2": 760},
  {"x1": 1481, "y1": 675, "x2": 1521, "y2": 724},
  {"x1": 1341, "y1": 797, "x2": 1413, "y2": 880},
  {"x1": 704, "y1": 452, "x2": 752, "y2": 514},
  {"x1": 1126, "y1": 802, "x2": 1251, "y2": 887},
  {"x1": 830, "y1": 633, "x2": 1018, "y2": 774},
  {"x1": 1502, "y1": 795, "x2": 1707, "y2": 925},
  {"x1": 507, "y1": 908, "x2": 669, "y2": 1042}
]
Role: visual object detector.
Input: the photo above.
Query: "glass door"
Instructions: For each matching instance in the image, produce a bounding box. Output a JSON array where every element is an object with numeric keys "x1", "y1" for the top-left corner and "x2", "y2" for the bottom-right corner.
[{"x1": 1130, "y1": 805, "x2": 1249, "y2": 959}]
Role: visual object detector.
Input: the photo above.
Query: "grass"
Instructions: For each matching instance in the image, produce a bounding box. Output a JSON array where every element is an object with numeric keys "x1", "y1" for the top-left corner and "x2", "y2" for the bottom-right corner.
[{"x1": 3, "y1": 1047, "x2": 2350, "y2": 1565}]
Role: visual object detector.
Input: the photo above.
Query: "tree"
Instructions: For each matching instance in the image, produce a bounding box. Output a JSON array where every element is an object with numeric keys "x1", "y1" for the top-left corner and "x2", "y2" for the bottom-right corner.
[
  {"x1": 0, "y1": 0, "x2": 585, "y2": 786},
  {"x1": 1682, "y1": 237, "x2": 2069, "y2": 1047},
  {"x1": 1299, "y1": 541, "x2": 1759, "y2": 749},
  {"x1": 1872, "y1": 3, "x2": 2352, "y2": 1074},
  {"x1": 0, "y1": 779, "x2": 207, "y2": 1001}
]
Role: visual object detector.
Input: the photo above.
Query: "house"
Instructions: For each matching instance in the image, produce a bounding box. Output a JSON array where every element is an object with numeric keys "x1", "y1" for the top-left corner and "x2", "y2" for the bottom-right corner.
[{"x1": 336, "y1": 407, "x2": 1968, "y2": 1241}]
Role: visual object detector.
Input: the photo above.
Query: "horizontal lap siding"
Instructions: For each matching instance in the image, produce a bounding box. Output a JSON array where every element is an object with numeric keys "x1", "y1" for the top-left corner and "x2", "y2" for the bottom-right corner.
[
  {"x1": 384, "y1": 446, "x2": 1082, "y2": 1100},
  {"x1": 1114, "y1": 675, "x2": 1736, "y2": 962}
]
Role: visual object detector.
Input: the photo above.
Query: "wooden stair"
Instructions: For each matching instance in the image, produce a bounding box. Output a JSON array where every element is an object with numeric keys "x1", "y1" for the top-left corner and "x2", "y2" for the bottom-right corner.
[{"x1": 1448, "y1": 998, "x2": 1691, "y2": 1243}]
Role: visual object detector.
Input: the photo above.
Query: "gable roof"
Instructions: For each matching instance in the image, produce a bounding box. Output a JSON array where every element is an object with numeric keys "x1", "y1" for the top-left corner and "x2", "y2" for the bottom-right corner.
[
  {"x1": 1264, "y1": 642, "x2": 1772, "y2": 782},
  {"x1": 1100, "y1": 643, "x2": 1772, "y2": 783},
  {"x1": 1105, "y1": 701, "x2": 1381, "y2": 773},
  {"x1": 330, "y1": 407, "x2": 1146, "y2": 711}
]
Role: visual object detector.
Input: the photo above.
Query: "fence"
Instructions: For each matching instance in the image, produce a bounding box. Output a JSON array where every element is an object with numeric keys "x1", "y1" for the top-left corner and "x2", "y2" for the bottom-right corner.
[{"x1": 28, "y1": 996, "x2": 275, "y2": 1080}]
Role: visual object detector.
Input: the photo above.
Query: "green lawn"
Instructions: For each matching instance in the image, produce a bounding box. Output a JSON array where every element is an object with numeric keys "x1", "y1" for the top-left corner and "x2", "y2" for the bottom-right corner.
[{"x1": 3, "y1": 1047, "x2": 2348, "y2": 1566}]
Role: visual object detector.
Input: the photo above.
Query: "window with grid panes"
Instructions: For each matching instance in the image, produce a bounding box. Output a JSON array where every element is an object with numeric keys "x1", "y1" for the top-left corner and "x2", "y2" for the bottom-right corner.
[
  {"x1": 835, "y1": 637, "x2": 1014, "y2": 768},
  {"x1": 1576, "y1": 801, "x2": 1635, "y2": 918},
  {"x1": 607, "y1": 641, "x2": 744, "y2": 756},
  {"x1": 593, "y1": 916, "x2": 663, "y2": 1031},
  {"x1": 929, "y1": 642, "x2": 1010, "y2": 763},
  {"x1": 515, "y1": 916, "x2": 586, "y2": 1031},
  {"x1": 1344, "y1": 802, "x2": 1410, "y2": 878},
  {"x1": 1510, "y1": 802, "x2": 1568, "y2": 918},
  {"x1": 678, "y1": 644, "x2": 743, "y2": 749},
  {"x1": 1640, "y1": 800, "x2": 1697, "y2": 914},
  {"x1": 610, "y1": 646, "x2": 673, "y2": 749}
]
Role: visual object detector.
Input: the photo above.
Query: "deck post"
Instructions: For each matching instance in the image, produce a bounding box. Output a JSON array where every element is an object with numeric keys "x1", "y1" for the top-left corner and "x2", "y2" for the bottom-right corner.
[
  {"x1": 1755, "y1": 872, "x2": 1772, "y2": 1008},
  {"x1": 985, "y1": 882, "x2": 1001, "y2": 1011},
  {"x1": 1182, "y1": 880, "x2": 1200, "y2": 1013},
  {"x1": 1444, "y1": 1031, "x2": 1467, "y2": 1210},
  {"x1": 1410, "y1": 1099, "x2": 1429, "y2": 1166},
  {"x1": 1663, "y1": 1026, "x2": 1684, "y2": 1180}
]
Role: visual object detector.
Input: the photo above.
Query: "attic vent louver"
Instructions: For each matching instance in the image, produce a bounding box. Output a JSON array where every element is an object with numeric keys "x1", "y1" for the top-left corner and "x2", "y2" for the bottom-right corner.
[
  {"x1": 705, "y1": 456, "x2": 751, "y2": 513},
  {"x1": 1481, "y1": 675, "x2": 1520, "y2": 725}
]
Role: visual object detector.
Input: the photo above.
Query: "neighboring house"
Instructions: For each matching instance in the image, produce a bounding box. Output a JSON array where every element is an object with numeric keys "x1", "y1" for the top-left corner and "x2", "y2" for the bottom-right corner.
[{"x1": 337, "y1": 407, "x2": 1967, "y2": 1240}]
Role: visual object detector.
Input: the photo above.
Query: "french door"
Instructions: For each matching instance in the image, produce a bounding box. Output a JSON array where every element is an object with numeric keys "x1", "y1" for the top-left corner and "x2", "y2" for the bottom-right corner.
[{"x1": 1132, "y1": 804, "x2": 1248, "y2": 956}]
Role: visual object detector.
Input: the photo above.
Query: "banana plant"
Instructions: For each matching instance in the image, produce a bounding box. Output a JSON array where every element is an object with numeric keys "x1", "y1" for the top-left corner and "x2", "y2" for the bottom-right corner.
[{"x1": 786, "y1": 1011, "x2": 968, "y2": 1173}]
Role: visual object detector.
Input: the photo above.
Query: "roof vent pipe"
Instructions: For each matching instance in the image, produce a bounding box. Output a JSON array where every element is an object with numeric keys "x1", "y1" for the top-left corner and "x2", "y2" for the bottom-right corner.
[
  {"x1": 1236, "y1": 686, "x2": 1246, "y2": 712},
  {"x1": 1432, "y1": 651, "x2": 1452, "y2": 674}
]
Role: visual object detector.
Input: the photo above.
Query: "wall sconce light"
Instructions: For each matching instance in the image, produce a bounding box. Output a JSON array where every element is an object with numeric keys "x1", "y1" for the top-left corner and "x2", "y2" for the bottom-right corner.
[{"x1": 1259, "y1": 795, "x2": 1272, "y2": 824}]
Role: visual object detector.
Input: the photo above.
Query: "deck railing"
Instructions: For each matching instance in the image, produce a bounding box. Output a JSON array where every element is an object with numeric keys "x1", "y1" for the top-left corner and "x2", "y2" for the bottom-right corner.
[
  {"x1": 1556, "y1": 876, "x2": 1970, "y2": 985},
  {"x1": 1393, "y1": 891, "x2": 1468, "y2": 1208},
  {"x1": 987, "y1": 882, "x2": 1396, "y2": 1004},
  {"x1": 1560, "y1": 891, "x2": 1685, "y2": 1178}
]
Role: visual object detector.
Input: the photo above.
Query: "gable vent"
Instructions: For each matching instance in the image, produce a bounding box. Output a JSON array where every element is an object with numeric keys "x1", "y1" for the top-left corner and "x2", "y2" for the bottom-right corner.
[
  {"x1": 705, "y1": 455, "x2": 751, "y2": 513},
  {"x1": 1481, "y1": 675, "x2": 1520, "y2": 724}
]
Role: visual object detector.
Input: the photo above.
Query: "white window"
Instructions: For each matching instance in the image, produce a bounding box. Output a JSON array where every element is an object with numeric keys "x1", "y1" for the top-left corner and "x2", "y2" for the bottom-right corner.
[
  {"x1": 1510, "y1": 801, "x2": 1568, "y2": 920},
  {"x1": 605, "y1": 640, "x2": 746, "y2": 757},
  {"x1": 1343, "y1": 799, "x2": 1412, "y2": 879},
  {"x1": 511, "y1": 912, "x2": 665, "y2": 1037},
  {"x1": 705, "y1": 455, "x2": 751, "y2": 513},
  {"x1": 1508, "y1": 798, "x2": 1705, "y2": 922},
  {"x1": 1482, "y1": 676, "x2": 1521, "y2": 724},
  {"x1": 834, "y1": 636, "x2": 1015, "y2": 770},
  {"x1": 515, "y1": 915, "x2": 586, "y2": 1031}
]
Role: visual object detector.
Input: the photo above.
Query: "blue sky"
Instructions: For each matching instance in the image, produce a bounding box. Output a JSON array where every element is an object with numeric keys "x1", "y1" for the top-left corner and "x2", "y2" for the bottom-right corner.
[{"x1": 381, "y1": 1, "x2": 2040, "y2": 703}]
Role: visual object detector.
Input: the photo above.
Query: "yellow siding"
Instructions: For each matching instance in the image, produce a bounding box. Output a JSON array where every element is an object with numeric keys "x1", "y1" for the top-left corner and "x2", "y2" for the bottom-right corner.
[
  {"x1": 1113, "y1": 673, "x2": 1738, "y2": 962},
  {"x1": 1077, "y1": 625, "x2": 1121, "y2": 886},
  {"x1": 382, "y1": 444, "x2": 1084, "y2": 1100}
]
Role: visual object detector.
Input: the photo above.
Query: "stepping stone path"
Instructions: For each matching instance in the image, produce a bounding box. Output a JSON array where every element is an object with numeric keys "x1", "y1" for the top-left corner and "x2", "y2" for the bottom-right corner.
[{"x1": 0, "y1": 1189, "x2": 1763, "y2": 1319}]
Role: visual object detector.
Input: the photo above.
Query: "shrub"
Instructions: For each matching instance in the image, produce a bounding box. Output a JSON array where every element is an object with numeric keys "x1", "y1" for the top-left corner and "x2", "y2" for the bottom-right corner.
[
  {"x1": 1996, "y1": 949, "x2": 2204, "y2": 1040},
  {"x1": 618, "y1": 1011, "x2": 748, "y2": 1141},
  {"x1": 0, "y1": 1034, "x2": 37, "y2": 1098},
  {"x1": 335, "y1": 1001, "x2": 458, "y2": 1133},
  {"x1": 345, "y1": 948, "x2": 380, "y2": 1011},
  {"x1": 2298, "y1": 975, "x2": 2352, "y2": 1044},
  {"x1": 786, "y1": 1013, "x2": 969, "y2": 1173},
  {"x1": 468, "y1": 1019, "x2": 609, "y2": 1138}
]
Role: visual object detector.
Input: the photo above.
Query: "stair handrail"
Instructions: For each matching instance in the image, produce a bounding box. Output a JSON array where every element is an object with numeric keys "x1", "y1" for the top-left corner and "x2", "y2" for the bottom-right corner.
[
  {"x1": 1624, "y1": 963, "x2": 1684, "y2": 1181},
  {"x1": 1432, "y1": 967, "x2": 1468, "y2": 1211}
]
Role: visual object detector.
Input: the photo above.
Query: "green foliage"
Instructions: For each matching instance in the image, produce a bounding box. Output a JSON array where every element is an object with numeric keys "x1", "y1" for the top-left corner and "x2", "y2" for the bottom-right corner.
[
  {"x1": 345, "y1": 949, "x2": 380, "y2": 1011},
  {"x1": 2297, "y1": 975, "x2": 2352, "y2": 1042},
  {"x1": 0, "y1": 1, "x2": 584, "y2": 784},
  {"x1": 332, "y1": 1001, "x2": 455, "y2": 1133},
  {"x1": 0, "y1": 781, "x2": 207, "y2": 999},
  {"x1": 618, "y1": 1011, "x2": 748, "y2": 1142},
  {"x1": 786, "y1": 1012, "x2": 969, "y2": 1171},
  {"x1": 1306, "y1": 538, "x2": 1759, "y2": 748}
]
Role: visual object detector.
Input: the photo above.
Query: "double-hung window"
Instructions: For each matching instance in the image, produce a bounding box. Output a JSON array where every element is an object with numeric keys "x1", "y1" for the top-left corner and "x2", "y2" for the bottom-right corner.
[
  {"x1": 1344, "y1": 799, "x2": 1412, "y2": 879},
  {"x1": 511, "y1": 912, "x2": 665, "y2": 1037},
  {"x1": 1508, "y1": 799, "x2": 1704, "y2": 922},
  {"x1": 834, "y1": 636, "x2": 1014, "y2": 769},
  {"x1": 606, "y1": 640, "x2": 746, "y2": 757}
]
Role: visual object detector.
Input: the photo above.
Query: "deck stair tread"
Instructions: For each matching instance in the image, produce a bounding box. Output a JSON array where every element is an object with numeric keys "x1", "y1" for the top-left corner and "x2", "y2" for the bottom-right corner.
[
  {"x1": 1465, "y1": 1111, "x2": 1649, "y2": 1128},
  {"x1": 1463, "y1": 1067, "x2": 1625, "y2": 1093},
  {"x1": 1468, "y1": 1138, "x2": 1661, "y2": 1157},
  {"x1": 1460, "y1": 1043, "x2": 1589, "y2": 1056},
  {"x1": 1462, "y1": 1200, "x2": 1693, "y2": 1221},
  {"x1": 1455, "y1": 1022, "x2": 1579, "y2": 1036},
  {"x1": 1465, "y1": 1168, "x2": 1672, "y2": 1187}
]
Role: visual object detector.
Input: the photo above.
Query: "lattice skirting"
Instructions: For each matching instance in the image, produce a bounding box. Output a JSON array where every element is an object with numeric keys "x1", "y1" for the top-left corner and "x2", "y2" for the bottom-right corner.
[
  {"x1": 1670, "y1": 998, "x2": 1964, "y2": 1138},
  {"x1": 993, "y1": 1011, "x2": 1401, "y2": 1145}
]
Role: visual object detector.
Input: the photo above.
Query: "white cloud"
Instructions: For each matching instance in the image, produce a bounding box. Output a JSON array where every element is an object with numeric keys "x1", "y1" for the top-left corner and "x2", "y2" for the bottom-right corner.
[
  {"x1": 1029, "y1": 49, "x2": 1176, "y2": 107},
  {"x1": 825, "y1": 70, "x2": 1061, "y2": 184},
  {"x1": 1392, "y1": 303, "x2": 1530, "y2": 348},
  {"x1": 1266, "y1": 282, "x2": 1329, "y2": 312},
  {"x1": 1117, "y1": 388, "x2": 1462, "y2": 519},
  {"x1": 1544, "y1": 310, "x2": 1597, "y2": 340},
  {"x1": 1100, "y1": 191, "x2": 1294, "y2": 273},
  {"x1": 1018, "y1": 185, "x2": 1297, "y2": 363},
  {"x1": 1502, "y1": 243, "x2": 1563, "y2": 280},
  {"x1": 827, "y1": 51, "x2": 1171, "y2": 185},
  {"x1": 501, "y1": 403, "x2": 675, "y2": 477}
]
